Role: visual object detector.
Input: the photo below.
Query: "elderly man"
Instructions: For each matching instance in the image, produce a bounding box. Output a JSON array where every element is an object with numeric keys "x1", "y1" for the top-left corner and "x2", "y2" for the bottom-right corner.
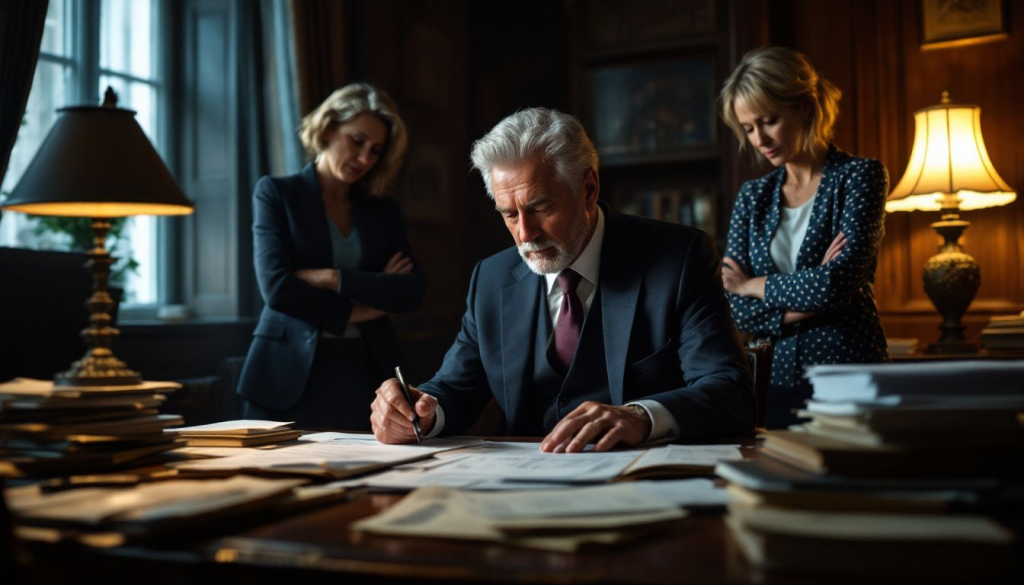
[{"x1": 371, "y1": 108, "x2": 754, "y2": 452}]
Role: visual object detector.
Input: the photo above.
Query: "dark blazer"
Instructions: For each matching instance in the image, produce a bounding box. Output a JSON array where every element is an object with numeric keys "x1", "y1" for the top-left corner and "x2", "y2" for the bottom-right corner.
[
  {"x1": 725, "y1": 146, "x2": 890, "y2": 390},
  {"x1": 237, "y1": 163, "x2": 426, "y2": 410},
  {"x1": 419, "y1": 203, "x2": 755, "y2": 441}
]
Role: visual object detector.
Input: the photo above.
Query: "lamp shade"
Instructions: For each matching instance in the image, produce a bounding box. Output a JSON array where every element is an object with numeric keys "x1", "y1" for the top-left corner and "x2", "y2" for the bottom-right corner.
[
  {"x1": 886, "y1": 93, "x2": 1016, "y2": 213},
  {"x1": 1, "y1": 95, "x2": 193, "y2": 217}
]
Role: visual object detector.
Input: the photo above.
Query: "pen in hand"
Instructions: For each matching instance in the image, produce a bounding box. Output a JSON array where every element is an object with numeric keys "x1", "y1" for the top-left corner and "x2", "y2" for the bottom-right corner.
[{"x1": 393, "y1": 366, "x2": 422, "y2": 444}]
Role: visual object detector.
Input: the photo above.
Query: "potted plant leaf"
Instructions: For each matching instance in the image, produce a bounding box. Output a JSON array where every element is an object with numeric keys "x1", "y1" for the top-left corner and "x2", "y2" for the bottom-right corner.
[{"x1": 30, "y1": 216, "x2": 137, "y2": 322}]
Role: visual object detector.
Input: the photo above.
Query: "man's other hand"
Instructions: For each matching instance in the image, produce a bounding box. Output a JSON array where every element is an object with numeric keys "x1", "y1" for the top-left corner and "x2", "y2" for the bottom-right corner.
[
  {"x1": 370, "y1": 378, "x2": 437, "y2": 444},
  {"x1": 540, "y1": 401, "x2": 652, "y2": 453}
]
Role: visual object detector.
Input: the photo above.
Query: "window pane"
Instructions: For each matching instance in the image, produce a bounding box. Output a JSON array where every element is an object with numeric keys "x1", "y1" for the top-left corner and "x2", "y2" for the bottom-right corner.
[
  {"x1": 99, "y1": 75, "x2": 158, "y2": 140},
  {"x1": 99, "y1": 75, "x2": 161, "y2": 305},
  {"x1": 0, "y1": 60, "x2": 74, "y2": 249},
  {"x1": 39, "y1": 0, "x2": 70, "y2": 57},
  {"x1": 100, "y1": 0, "x2": 157, "y2": 80}
]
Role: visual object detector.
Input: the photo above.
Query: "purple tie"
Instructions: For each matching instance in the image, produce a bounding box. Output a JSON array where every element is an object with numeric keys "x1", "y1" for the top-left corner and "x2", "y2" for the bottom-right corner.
[{"x1": 553, "y1": 269, "x2": 583, "y2": 372}]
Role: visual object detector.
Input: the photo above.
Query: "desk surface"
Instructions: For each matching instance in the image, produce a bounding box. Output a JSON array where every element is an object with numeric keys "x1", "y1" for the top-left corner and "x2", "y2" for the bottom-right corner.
[{"x1": 21, "y1": 489, "x2": 835, "y2": 585}]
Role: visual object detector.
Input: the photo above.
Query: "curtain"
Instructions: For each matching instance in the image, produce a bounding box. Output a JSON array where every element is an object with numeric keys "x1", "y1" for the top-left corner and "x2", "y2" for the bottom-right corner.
[
  {"x1": 290, "y1": 0, "x2": 349, "y2": 117},
  {"x1": 237, "y1": 0, "x2": 305, "y2": 315},
  {"x1": 0, "y1": 0, "x2": 48, "y2": 186}
]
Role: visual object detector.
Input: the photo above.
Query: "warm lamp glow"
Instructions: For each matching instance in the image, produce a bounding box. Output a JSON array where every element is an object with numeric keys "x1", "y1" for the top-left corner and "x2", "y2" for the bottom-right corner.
[
  {"x1": 887, "y1": 93, "x2": 1016, "y2": 212},
  {"x1": 2, "y1": 202, "x2": 194, "y2": 217},
  {"x1": 0, "y1": 88, "x2": 193, "y2": 386}
]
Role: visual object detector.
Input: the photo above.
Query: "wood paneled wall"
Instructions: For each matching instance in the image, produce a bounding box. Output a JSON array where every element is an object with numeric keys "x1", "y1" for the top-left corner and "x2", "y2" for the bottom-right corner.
[{"x1": 765, "y1": 0, "x2": 1024, "y2": 343}]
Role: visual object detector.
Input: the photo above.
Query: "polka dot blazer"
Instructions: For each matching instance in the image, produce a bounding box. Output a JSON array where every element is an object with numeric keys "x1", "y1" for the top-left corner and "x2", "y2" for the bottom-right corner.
[{"x1": 725, "y1": 145, "x2": 891, "y2": 394}]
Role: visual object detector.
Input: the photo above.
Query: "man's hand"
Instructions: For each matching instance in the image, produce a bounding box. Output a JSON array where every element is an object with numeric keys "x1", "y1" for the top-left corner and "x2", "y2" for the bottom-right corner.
[
  {"x1": 295, "y1": 268, "x2": 339, "y2": 291},
  {"x1": 371, "y1": 378, "x2": 437, "y2": 444},
  {"x1": 540, "y1": 401, "x2": 652, "y2": 453}
]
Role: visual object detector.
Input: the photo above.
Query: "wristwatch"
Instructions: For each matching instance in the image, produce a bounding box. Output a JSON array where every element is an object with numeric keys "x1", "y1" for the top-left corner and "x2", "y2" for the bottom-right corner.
[
  {"x1": 624, "y1": 403, "x2": 651, "y2": 423},
  {"x1": 624, "y1": 403, "x2": 654, "y2": 440}
]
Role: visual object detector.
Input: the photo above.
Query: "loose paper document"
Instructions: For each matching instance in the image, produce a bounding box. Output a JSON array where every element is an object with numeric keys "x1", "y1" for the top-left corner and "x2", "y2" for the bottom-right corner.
[
  {"x1": 621, "y1": 444, "x2": 742, "y2": 475},
  {"x1": 167, "y1": 420, "x2": 294, "y2": 435},
  {"x1": 328, "y1": 442, "x2": 741, "y2": 490},
  {"x1": 173, "y1": 432, "x2": 481, "y2": 477},
  {"x1": 0, "y1": 377, "x2": 181, "y2": 397},
  {"x1": 352, "y1": 484, "x2": 687, "y2": 552}
]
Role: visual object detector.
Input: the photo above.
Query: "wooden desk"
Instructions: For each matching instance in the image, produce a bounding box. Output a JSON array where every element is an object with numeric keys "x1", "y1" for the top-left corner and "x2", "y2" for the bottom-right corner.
[{"x1": 20, "y1": 489, "x2": 837, "y2": 585}]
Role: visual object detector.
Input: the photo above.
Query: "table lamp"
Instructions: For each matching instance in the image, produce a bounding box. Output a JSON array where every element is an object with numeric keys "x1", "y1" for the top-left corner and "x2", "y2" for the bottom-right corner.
[
  {"x1": 0, "y1": 88, "x2": 193, "y2": 386},
  {"x1": 886, "y1": 91, "x2": 1017, "y2": 354}
]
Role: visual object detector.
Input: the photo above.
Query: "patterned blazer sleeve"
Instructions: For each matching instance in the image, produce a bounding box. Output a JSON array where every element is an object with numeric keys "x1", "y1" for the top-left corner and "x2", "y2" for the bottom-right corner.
[
  {"x1": 763, "y1": 159, "x2": 888, "y2": 312},
  {"x1": 725, "y1": 180, "x2": 784, "y2": 337}
]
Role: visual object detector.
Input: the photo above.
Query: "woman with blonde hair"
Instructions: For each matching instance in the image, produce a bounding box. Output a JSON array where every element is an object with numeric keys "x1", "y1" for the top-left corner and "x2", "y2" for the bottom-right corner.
[
  {"x1": 719, "y1": 47, "x2": 889, "y2": 428},
  {"x1": 237, "y1": 83, "x2": 425, "y2": 429}
]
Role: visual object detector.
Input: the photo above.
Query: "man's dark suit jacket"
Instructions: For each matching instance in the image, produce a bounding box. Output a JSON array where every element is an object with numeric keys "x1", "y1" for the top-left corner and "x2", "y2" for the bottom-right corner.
[
  {"x1": 420, "y1": 203, "x2": 755, "y2": 441},
  {"x1": 236, "y1": 163, "x2": 425, "y2": 411}
]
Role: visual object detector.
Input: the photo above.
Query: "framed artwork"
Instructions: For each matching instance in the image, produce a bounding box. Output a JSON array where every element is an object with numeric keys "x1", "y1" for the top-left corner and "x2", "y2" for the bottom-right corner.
[
  {"x1": 588, "y1": 57, "x2": 716, "y2": 164},
  {"x1": 920, "y1": 0, "x2": 1007, "y2": 50}
]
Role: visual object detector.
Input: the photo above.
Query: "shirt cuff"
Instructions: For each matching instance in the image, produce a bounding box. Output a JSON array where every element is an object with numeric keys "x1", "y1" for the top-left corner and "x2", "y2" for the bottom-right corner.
[
  {"x1": 424, "y1": 403, "x2": 445, "y2": 438},
  {"x1": 629, "y1": 400, "x2": 680, "y2": 443}
]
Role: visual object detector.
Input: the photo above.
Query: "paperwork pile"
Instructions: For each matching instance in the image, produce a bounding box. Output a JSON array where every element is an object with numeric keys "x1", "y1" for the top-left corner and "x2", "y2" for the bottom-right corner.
[
  {"x1": 173, "y1": 432, "x2": 484, "y2": 478},
  {"x1": 4, "y1": 476, "x2": 334, "y2": 547},
  {"x1": 166, "y1": 420, "x2": 302, "y2": 447},
  {"x1": 0, "y1": 377, "x2": 184, "y2": 477},
  {"x1": 330, "y1": 441, "x2": 743, "y2": 491},
  {"x1": 353, "y1": 483, "x2": 689, "y2": 552},
  {"x1": 721, "y1": 360, "x2": 1023, "y2": 580}
]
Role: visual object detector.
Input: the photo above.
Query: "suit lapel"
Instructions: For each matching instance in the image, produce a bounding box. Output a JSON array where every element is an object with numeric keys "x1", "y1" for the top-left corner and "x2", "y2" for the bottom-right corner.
[
  {"x1": 501, "y1": 261, "x2": 541, "y2": 430},
  {"x1": 297, "y1": 163, "x2": 333, "y2": 267},
  {"x1": 598, "y1": 205, "x2": 641, "y2": 405}
]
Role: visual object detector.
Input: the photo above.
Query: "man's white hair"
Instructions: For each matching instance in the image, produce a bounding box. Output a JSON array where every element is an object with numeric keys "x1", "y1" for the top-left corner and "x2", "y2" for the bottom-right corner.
[{"x1": 470, "y1": 108, "x2": 599, "y2": 198}]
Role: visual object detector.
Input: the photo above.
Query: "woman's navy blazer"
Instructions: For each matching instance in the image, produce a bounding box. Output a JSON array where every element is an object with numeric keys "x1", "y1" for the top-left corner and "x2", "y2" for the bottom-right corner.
[
  {"x1": 725, "y1": 146, "x2": 890, "y2": 389},
  {"x1": 237, "y1": 163, "x2": 425, "y2": 410}
]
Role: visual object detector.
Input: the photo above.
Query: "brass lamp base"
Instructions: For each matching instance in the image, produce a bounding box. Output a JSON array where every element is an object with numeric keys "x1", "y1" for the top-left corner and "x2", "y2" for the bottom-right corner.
[
  {"x1": 923, "y1": 214, "x2": 979, "y2": 356},
  {"x1": 54, "y1": 218, "x2": 142, "y2": 387}
]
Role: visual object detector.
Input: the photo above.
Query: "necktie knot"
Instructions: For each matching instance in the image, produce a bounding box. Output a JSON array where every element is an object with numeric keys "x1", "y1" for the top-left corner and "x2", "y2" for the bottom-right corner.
[{"x1": 557, "y1": 269, "x2": 582, "y2": 296}]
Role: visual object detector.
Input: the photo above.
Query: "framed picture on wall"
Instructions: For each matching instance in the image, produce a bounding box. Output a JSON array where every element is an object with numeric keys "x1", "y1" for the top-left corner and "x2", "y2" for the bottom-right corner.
[
  {"x1": 920, "y1": 0, "x2": 1008, "y2": 50},
  {"x1": 588, "y1": 56, "x2": 716, "y2": 164}
]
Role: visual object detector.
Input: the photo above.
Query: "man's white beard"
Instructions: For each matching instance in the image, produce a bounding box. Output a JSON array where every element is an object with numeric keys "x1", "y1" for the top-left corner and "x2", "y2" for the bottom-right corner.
[{"x1": 517, "y1": 207, "x2": 590, "y2": 275}]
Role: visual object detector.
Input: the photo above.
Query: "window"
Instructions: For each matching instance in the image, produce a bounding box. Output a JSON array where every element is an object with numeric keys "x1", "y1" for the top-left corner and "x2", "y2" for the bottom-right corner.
[{"x1": 1, "y1": 0, "x2": 167, "y2": 307}]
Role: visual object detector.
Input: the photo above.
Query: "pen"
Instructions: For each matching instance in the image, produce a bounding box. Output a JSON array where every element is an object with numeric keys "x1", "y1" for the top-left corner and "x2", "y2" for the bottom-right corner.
[{"x1": 393, "y1": 366, "x2": 422, "y2": 444}]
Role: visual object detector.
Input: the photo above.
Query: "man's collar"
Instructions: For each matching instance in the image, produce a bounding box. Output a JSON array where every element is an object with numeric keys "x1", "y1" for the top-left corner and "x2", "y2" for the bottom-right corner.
[{"x1": 544, "y1": 206, "x2": 604, "y2": 291}]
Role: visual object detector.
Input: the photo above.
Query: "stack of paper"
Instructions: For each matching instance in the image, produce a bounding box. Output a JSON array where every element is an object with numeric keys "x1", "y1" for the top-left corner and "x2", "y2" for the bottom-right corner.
[
  {"x1": 173, "y1": 432, "x2": 484, "y2": 478},
  {"x1": 4, "y1": 475, "x2": 331, "y2": 546},
  {"x1": 166, "y1": 420, "x2": 302, "y2": 447},
  {"x1": 353, "y1": 483, "x2": 688, "y2": 552},
  {"x1": 981, "y1": 312, "x2": 1024, "y2": 350},
  {"x1": 720, "y1": 360, "x2": 1024, "y2": 579},
  {"x1": 0, "y1": 378, "x2": 184, "y2": 477}
]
